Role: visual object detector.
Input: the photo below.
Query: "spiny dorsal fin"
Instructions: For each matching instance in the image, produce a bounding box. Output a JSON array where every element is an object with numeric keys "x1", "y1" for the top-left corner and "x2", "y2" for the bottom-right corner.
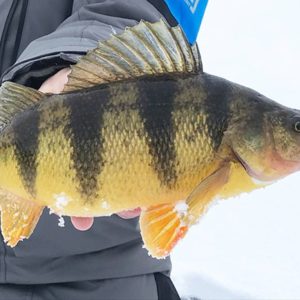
[
  {"x1": 64, "y1": 19, "x2": 202, "y2": 92},
  {"x1": 0, "y1": 82, "x2": 43, "y2": 130}
]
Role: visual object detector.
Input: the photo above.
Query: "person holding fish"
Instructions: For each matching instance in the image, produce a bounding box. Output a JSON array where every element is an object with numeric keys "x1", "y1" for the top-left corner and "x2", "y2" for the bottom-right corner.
[
  {"x1": 2, "y1": 0, "x2": 300, "y2": 299},
  {"x1": 0, "y1": 0, "x2": 181, "y2": 299}
]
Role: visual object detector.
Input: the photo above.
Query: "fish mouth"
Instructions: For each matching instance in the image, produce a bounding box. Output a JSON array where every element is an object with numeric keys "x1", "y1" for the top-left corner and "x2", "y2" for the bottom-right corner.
[{"x1": 232, "y1": 147, "x2": 300, "y2": 183}]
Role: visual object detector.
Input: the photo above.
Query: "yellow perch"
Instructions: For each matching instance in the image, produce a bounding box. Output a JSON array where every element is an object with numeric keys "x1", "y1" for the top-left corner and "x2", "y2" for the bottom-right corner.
[{"x1": 0, "y1": 20, "x2": 300, "y2": 258}]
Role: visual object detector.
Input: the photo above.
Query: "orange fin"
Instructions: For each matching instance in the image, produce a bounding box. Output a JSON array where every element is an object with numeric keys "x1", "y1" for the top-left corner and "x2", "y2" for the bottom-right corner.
[
  {"x1": 0, "y1": 191, "x2": 44, "y2": 247},
  {"x1": 140, "y1": 163, "x2": 232, "y2": 259},
  {"x1": 140, "y1": 203, "x2": 188, "y2": 259}
]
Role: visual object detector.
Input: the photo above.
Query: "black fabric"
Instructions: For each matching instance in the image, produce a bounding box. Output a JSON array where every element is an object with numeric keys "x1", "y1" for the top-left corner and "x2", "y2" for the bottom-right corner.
[
  {"x1": 9, "y1": 54, "x2": 78, "y2": 89},
  {"x1": 147, "y1": 0, "x2": 178, "y2": 26},
  {"x1": 0, "y1": 0, "x2": 28, "y2": 75},
  {"x1": 0, "y1": 0, "x2": 176, "y2": 86},
  {"x1": 154, "y1": 273, "x2": 181, "y2": 300},
  {"x1": 0, "y1": 0, "x2": 75, "y2": 80},
  {"x1": 0, "y1": 273, "x2": 158, "y2": 300}
]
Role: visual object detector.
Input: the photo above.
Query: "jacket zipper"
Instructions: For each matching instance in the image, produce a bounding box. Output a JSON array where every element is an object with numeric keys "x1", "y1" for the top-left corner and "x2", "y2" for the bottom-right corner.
[{"x1": 0, "y1": 0, "x2": 29, "y2": 76}]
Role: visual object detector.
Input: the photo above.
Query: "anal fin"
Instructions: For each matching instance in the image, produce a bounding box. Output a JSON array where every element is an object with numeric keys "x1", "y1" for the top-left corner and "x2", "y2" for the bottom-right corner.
[
  {"x1": 0, "y1": 191, "x2": 44, "y2": 247},
  {"x1": 140, "y1": 163, "x2": 232, "y2": 259}
]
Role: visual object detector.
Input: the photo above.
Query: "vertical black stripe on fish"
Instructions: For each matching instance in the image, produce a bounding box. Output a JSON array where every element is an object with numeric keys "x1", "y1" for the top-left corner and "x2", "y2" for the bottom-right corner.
[
  {"x1": 202, "y1": 75, "x2": 231, "y2": 150},
  {"x1": 64, "y1": 89, "x2": 107, "y2": 201},
  {"x1": 137, "y1": 77, "x2": 178, "y2": 187},
  {"x1": 12, "y1": 108, "x2": 39, "y2": 196}
]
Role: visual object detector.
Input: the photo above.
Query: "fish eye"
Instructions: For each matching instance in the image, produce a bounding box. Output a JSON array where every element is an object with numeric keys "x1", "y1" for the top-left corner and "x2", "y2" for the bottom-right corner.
[{"x1": 294, "y1": 120, "x2": 300, "y2": 133}]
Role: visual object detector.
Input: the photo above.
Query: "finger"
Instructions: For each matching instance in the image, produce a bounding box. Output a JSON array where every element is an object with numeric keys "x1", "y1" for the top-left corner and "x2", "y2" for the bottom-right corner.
[
  {"x1": 39, "y1": 68, "x2": 71, "y2": 94},
  {"x1": 71, "y1": 216, "x2": 94, "y2": 231},
  {"x1": 117, "y1": 208, "x2": 141, "y2": 219}
]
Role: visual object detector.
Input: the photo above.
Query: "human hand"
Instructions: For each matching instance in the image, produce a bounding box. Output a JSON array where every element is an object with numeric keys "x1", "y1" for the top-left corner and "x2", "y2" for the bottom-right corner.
[
  {"x1": 70, "y1": 208, "x2": 141, "y2": 231},
  {"x1": 39, "y1": 68, "x2": 71, "y2": 94},
  {"x1": 39, "y1": 68, "x2": 141, "y2": 230}
]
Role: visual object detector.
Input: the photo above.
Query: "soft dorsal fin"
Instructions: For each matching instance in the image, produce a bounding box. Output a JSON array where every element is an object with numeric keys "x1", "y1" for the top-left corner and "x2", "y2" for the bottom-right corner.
[
  {"x1": 64, "y1": 19, "x2": 202, "y2": 92},
  {"x1": 0, "y1": 82, "x2": 43, "y2": 130}
]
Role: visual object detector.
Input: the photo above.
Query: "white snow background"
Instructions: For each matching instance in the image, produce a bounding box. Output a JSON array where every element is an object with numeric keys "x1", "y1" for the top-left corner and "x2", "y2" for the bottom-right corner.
[{"x1": 171, "y1": 0, "x2": 300, "y2": 299}]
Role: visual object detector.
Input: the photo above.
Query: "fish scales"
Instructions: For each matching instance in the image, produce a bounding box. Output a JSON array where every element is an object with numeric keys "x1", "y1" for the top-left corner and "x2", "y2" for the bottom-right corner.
[
  {"x1": 173, "y1": 75, "x2": 232, "y2": 192},
  {"x1": 64, "y1": 88, "x2": 108, "y2": 203},
  {"x1": 0, "y1": 75, "x2": 229, "y2": 216},
  {"x1": 12, "y1": 108, "x2": 40, "y2": 197},
  {"x1": 136, "y1": 78, "x2": 178, "y2": 187}
]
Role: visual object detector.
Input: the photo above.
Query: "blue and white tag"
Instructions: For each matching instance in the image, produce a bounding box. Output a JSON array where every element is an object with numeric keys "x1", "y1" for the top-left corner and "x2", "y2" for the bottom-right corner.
[{"x1": 164, "y1": 0, "x2": 209, "y2": 44}]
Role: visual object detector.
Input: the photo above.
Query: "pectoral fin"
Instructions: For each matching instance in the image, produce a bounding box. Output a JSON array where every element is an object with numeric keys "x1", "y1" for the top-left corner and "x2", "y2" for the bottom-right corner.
[
  {"x1": 140, "y1": 163, "x2": 232, "y2": 259},
  {"x1": 0, "y1": 191, "x2": 44, "y2": 247},
  {"x1": 140, "y1": 203, "x2": 188, "y2": 258},
  {"x1": 184, "y1": 163, "x2": 232, "y2": 226}
]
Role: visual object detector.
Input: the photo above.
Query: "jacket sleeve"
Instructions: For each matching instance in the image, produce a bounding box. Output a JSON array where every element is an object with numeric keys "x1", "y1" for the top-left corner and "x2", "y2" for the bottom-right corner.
[
  {"x1": 1, "y1": 0, "x2": 167, "y2": 87},
  {"x1": 3, "y1": 0, "x2": 169, "y2": 258}
]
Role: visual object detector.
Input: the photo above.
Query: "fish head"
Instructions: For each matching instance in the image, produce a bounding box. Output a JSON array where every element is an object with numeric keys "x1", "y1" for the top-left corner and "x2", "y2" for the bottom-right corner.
[{"x1": 227, "y1": 88, "x2": 300, "y2": 183}]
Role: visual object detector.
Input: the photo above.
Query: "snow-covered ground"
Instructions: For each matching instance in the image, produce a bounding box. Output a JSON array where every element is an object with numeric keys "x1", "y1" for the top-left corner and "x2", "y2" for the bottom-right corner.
[{"x1": 171, "y1": 0, "x2": 300, "y2": 299}]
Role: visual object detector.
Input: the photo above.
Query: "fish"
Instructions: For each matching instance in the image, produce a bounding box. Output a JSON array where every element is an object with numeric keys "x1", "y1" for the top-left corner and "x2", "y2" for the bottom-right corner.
[{"x1": 0, "y1": 19, "x2": 300, "y2": 259}]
